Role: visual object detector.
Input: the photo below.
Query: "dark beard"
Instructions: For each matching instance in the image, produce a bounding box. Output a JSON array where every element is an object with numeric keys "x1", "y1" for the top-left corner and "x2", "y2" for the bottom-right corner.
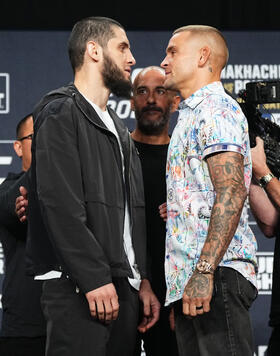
[
  {"x1": 135, "y1": 106, "x2": 171, "y2": 136},
  {"x1": 102, "y1": 52, "x2": 132, "y2": 99}
]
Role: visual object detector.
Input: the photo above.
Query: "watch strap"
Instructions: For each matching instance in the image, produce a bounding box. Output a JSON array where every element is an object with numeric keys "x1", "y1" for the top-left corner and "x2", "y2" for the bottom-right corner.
[{"x1": 258, "y1": 172, "x2": 275, "y2": 188}]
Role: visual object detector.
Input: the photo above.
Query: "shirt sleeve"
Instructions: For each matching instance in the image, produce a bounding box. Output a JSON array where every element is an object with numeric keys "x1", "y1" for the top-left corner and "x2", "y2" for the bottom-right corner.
[{"x1": 199, "y1": 98, "x2": 247, "y2": 160}]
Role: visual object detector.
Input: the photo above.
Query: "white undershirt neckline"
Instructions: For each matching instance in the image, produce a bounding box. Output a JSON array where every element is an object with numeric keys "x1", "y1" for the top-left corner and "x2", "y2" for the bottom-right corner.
[{"x1": 87, "y1": 99, "x2": 141, "y2": 291}]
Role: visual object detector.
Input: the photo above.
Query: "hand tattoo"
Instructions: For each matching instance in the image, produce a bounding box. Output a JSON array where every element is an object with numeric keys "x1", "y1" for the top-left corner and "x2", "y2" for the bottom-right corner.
[{"x1": 184, "y1": 272, "x2": 211, "y2": 298}]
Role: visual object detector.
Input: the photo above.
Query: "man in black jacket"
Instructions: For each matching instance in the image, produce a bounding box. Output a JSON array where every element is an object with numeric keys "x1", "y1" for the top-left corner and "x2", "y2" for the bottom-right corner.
[
  {"x1": 24, "y1": 16, "x2": 159, "y2": 356},
  {"x1": 0, "y1": 114, "x2": 46, "y2": 356}
]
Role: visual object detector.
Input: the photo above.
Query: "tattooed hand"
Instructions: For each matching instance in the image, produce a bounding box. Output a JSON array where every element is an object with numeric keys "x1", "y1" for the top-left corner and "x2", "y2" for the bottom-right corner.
[{"x1": 182, "y1": 271, "x2": 214, "y2": 317}]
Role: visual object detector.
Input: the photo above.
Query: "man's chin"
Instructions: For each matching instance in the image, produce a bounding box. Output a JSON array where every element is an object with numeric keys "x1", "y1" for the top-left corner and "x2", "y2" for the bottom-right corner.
[
  {"x1": 124, "y1": 72, "x2": 131, "y2": 81},
  {"x1": 164, "y1": 78, "x2": 177, "y2": 91}
]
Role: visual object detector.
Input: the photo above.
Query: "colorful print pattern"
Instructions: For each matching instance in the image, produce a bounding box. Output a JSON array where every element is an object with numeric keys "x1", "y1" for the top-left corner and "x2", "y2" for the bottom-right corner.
[{"x1": 165, "y1": 81, "x2": 257, "y2": 305}]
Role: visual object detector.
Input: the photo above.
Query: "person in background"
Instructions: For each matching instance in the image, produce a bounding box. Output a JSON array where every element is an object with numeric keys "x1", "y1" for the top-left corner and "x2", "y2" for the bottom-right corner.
[
  {"x1": 249, "y1": 137, "x2": 280, "y2": 356},
  {"x1": 0, "y1": 114, "x2": 46, "y2": 356},
  {"x1": 131, "y1": 66, "x2": 180, "y2": 356}
]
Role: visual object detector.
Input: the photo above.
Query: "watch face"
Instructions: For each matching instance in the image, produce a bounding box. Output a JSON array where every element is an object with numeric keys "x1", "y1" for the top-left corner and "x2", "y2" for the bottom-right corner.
[
  {"x1": 197, "y1": 261, "x2": 205, "y2": 272},
  {"x1": 196, "y1": 260, "x2": 213, "y2": 273}
]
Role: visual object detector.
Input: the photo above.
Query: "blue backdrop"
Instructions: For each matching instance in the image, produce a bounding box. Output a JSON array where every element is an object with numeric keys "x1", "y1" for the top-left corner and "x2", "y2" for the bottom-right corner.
[{"x1": 0, "y1": 30, "x2": 279, "y2": 356}]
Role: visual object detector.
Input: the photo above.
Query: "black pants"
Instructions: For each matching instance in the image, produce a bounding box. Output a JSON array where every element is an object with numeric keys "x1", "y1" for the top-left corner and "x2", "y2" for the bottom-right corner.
[
  {"x1": 174, "y1": 267, "x2": 257, "y2": 356},
  {"x1": 0, "y1": 336, "x2": 46, "y2": 356},
  {"x1": 266, "y1": 325, "x2": 280, "y2": 355},
  {"x1": 41, "y1": 277, "x2": 139, "y2": 356},
  {"x1": 134, "y1": 305, "x2": 178, "y2": 356}
]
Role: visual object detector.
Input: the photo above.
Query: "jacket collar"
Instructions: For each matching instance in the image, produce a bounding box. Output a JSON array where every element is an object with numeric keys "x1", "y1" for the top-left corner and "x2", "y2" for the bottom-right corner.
[
  {"x1": 35, "y1": 83, "x2": 131, "y2": 149},
  {"x1": 68, "y1": 84, "x2": 109, "y2": 131},
  {"x1": 71, "y1": 84, "x2": 131, "y2": 152}
]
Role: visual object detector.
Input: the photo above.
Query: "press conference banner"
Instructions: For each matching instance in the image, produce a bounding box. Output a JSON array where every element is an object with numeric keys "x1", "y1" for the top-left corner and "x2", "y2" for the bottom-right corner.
[{"x1": 0, "y1": 30, "x2": 279, "y2": 355}]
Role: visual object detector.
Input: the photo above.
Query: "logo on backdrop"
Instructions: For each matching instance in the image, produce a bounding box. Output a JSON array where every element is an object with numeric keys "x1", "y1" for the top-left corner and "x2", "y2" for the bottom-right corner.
[
  {"x1": 256, "y1": 251, "x2": 273, "y2": 295},
  {"x1": 0, "y1": 73, "x2": 10, "y2": 114},
  {"x1": 222, "y1": 64, "x2": 280, "y2": 123}
]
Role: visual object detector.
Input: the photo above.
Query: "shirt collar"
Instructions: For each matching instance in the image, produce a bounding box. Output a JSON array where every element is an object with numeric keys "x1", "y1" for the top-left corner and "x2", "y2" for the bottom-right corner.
[{"x1": 179, "y1": 81, "x2": 225, "y2": 110}]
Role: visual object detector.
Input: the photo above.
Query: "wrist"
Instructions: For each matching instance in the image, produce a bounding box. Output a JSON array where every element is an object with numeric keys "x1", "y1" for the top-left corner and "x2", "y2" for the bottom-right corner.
[
  {"x1": 253, "y1": 165, "x2": 271, "y2": 180},
  {"x1": 258, "y1": 172, "x2": 275, "y2": 189},
  {"x1": 195, "y1": 259, "x2": 215, "y2": 275},
  {"x1": 140, "y1": 278, "x2": 152, "y2": 289}
]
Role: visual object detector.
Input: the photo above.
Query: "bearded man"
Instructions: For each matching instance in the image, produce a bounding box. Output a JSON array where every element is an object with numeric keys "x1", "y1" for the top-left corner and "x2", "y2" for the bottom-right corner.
[{"x1": 26, "y1": 16, "x2": 159, "y2": 356}]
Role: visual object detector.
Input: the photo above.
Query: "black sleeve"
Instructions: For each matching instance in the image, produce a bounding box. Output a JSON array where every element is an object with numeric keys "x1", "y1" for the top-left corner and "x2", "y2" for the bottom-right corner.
[
  {"x1": 0, "y1": 173, "x2": 28, "y2": 237},
  {"x1": 35, "y1": 100, "x2": 112, "y2": 293}
]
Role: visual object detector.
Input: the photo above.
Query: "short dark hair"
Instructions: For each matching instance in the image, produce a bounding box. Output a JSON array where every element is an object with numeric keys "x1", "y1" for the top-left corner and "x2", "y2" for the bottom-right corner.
[
  {"x1": 68, "y1": 16, "x2": 124, "y2": 72},
  {"x1": 16, "y1": 114, "x2": 32, "y2": 139}
]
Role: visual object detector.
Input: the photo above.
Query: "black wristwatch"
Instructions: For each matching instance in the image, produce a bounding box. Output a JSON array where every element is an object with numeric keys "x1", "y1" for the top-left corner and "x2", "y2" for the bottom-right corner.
[{"x1": 258, "y1": 172, "x2": 275, "y2": 188}]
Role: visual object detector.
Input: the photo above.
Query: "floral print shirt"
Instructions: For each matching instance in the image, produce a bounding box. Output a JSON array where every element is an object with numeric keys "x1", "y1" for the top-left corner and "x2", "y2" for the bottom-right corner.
[{"x1": 165, "y1": 81, "x2": 257, "y2": 305}]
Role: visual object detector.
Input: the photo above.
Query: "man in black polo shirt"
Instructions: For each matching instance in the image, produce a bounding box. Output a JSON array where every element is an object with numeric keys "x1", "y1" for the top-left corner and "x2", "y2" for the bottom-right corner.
[
  {"x1": 0, "y1": 114, "x2": 46, "y2": 356},
  {"x1": 131, "y1": 66, "x2": 180, "y2": 356}
]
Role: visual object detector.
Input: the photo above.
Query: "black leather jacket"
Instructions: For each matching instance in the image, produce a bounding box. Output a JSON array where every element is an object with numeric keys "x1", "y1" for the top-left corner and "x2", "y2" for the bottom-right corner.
[{"x1": 26, "y1": 83, "x2": 147, "y2": 293}]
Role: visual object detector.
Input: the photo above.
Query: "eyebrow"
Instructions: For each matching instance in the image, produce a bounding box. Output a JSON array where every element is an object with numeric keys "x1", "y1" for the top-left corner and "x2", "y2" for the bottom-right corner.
[
  {"x1": 118, "y1": 41, "x2": 130, "y2": 49},
  {"x1": 136, "y1": 86, "x2": 167, "y2": 91},
  {"x1": 166, "y1": 45, "x2": 176, "y2": 53}
]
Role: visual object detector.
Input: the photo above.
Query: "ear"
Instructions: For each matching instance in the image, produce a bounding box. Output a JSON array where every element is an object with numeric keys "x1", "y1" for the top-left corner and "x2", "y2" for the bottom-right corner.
[
  {"x1": 171, "y1": 95, "x2": 181, "y2": 113},
  {"x1": 130, "y1": 97, "x2": 135, "y2": 111},
  {"x1": 198, "y1": 46, "x2": 211, "y2": 67},
  {"x1": 86, "y1": 41, "x2": 101, "y2": 62},
  {"x1": 13, "y1": 140, "x2": 22, "y2": 158}
]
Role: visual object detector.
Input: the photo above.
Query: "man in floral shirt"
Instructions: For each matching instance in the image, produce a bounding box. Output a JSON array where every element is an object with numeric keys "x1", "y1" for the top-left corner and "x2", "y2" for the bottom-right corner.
[{"x1": 160, "y1": 25, "x2": 258, "y2": 356}]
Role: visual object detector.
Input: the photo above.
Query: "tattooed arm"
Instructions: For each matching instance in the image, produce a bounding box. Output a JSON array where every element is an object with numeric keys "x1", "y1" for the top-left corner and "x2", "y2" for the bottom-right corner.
[{"x1": 182, "y1": 151, "x2": 247, "y2": 317}]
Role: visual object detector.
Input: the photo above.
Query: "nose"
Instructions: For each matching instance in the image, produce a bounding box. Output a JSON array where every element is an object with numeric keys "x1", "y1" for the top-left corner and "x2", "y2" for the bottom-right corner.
[
  {"x1": 128, "y1": 50, "x2": 136, "y2": 66},
  {"x1": 161, "y1": 56, "x2": 168, "y2": 69},
  {"x1": 147, "y1": 91, "x2": 156, "y2": 104}
]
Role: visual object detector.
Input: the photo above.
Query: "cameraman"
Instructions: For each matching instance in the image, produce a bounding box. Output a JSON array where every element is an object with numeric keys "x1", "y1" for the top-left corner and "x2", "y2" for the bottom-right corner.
[{"x1": 249, "y1": 137, "x2": 280, "y2": 356}]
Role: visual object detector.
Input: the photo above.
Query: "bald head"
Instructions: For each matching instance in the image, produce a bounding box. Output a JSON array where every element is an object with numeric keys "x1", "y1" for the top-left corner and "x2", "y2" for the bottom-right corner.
[
  {"x1": 173, "y1": 25, "x2": 229, "y2": 70},
  {"x1": 133, "y1": 66, "x2": 165, "y2": 92},
  {"x1": 131, "y1": 66, "x2": 180, "y2": 139}
]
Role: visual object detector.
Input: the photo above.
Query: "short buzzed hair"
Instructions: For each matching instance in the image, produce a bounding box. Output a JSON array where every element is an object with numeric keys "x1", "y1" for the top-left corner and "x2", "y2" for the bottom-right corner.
[
  {"x1": 16, "y1": 114, "x2": 32, "y2": 139},
  {"x1": 174, "y1": 25, "x2": 229, "y2": 68},
  {"x1": 68, "y1": 16, "x2": 124, "y2": 72}
]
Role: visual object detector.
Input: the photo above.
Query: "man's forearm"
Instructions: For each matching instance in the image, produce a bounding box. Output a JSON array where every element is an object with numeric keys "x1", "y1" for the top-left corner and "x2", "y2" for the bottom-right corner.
[
  {"x1": 249, "y1": 182, "x2": 279, "y2": 236},
  {"x1": 251, "y1": 136, "x2": 280, "y2": 212},
  {"x1": 201, "y1": 151, "x2": 247, "y2": 269},
  {"x1": 263, "y1": 177, "x2": 280, "y2": 212},
  {"x1": 200, "y1": 188, "x2": 247, "y2": 268}
]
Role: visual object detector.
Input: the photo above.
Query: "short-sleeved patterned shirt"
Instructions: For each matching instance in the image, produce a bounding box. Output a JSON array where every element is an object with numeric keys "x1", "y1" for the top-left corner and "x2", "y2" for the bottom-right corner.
[{"x1": 165, "y1": 81, "x2": 257, "y2": 306}]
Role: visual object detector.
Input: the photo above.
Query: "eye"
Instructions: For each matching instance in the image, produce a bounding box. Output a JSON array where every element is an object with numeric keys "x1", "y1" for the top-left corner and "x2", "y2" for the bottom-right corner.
[
  {"x1": 136, "y1": 88, "x2": 148, "y2": 95},
  {"x1": 156, "y1": 88, "x2": 167, "y2": 95},
  {"x1": 119, "y1": 43, "x2": 128, "y2": 53}
]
